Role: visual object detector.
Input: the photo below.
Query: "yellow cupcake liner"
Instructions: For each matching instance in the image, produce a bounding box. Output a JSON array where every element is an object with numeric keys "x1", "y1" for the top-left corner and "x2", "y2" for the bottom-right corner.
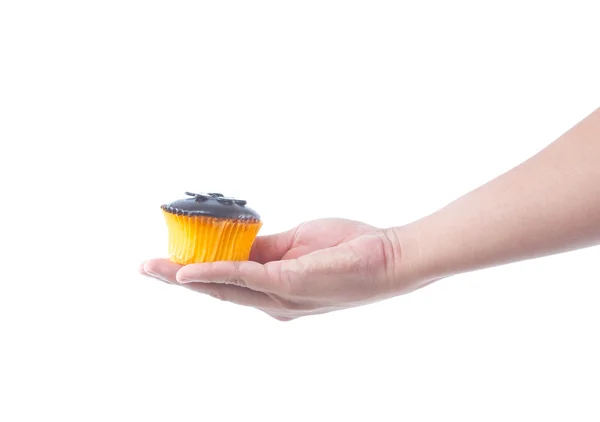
[{"x1": 162, "y1": 210, "x2": 262, "y2": 265}]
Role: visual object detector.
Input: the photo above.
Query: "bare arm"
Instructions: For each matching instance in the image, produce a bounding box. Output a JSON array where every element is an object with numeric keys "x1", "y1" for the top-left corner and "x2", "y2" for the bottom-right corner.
[
  {"x1": 401, "y1": 107, "x2": 600, "y2": 283},
  {"x1": 142, "y1": 108, "x2": 600, "y2": 320}
]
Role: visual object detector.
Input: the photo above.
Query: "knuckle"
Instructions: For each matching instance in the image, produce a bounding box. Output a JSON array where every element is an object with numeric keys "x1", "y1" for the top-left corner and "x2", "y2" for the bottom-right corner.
[
  {"x1": 265, "y1": 262, "x2": 295, "y2": 296},
  {"x1": 230, "y1": 261, "x2": 246, "y2": 287},
  {"x1": 216, "y1": 261, "x2": 247, "y2": 288},
  {"x1": 280, "y1": 269, "x2": 297, "y2": 296},
  {"x1": 280, "y1": 260, "x2": 307, "y2": 297}
]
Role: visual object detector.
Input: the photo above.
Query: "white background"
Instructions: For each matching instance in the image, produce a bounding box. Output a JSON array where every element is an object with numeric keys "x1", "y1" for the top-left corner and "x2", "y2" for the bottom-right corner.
[{"x1": 1, "y1": 1, "x2": 599, "y2": 421}]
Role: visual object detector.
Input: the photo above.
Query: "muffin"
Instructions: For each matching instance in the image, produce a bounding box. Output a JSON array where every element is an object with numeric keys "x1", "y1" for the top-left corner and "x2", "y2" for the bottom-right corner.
[{"x1": 161, "y1": 192, "x2": 262, "y2": 265}]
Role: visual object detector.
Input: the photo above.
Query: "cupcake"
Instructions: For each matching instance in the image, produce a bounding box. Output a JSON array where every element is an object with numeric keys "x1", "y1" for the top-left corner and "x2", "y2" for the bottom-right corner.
[{"x1": 161, "y1": 192, "x2": 262, "y2": 265}]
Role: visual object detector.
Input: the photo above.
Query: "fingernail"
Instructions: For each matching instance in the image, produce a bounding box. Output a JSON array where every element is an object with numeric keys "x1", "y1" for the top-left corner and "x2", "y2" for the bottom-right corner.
[
  {"x1": 177, "y1": 277, "x2": 208, "y2": 284},
  {"x1": 177, "y1": 278, "x2": 195, "y2": 284},
  {"x1": 144, "y1": 269, "x2": 171, "y2": 284}
]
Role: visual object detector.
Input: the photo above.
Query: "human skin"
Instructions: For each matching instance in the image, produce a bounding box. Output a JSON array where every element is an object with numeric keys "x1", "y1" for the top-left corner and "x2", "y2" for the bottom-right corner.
[{"x1": 141, "y1": 107, "x2": 600, "y2": 321}]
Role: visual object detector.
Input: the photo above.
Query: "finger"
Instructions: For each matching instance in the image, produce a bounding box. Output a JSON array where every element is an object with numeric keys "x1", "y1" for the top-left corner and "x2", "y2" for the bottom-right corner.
[
  {"x1": 262, "y1": 311, "x2": 296, "y2": 322},
  {"x1": 143, "y1": 258, "x2": 182, "y2": 284},
  {"x1": 176, "y1": 260, "x2": 290, "y2": 294},
  {"x1": 180, "y1": 282, "x2": 281, "y2": 310},
  {"x1": 179, "y1": 245, "x2": 364, "y2": 298},
  {"x1": 249, "y1": 227, "x2": 297, "y2": 263}
]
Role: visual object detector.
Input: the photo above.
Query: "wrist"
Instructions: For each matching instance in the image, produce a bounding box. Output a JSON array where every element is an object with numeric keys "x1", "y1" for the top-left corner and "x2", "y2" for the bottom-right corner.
[{"x1": 384, "y1": 220, "x2": 449, "y2": 294}]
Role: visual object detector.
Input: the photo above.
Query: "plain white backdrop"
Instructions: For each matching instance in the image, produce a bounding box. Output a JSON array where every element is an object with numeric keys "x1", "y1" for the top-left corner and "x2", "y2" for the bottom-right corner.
[{"x1": 1, "y1": 1, "x2": 599, "y2": 420}]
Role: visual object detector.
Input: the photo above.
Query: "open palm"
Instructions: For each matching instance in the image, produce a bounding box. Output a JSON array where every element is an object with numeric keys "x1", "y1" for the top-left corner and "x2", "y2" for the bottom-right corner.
[{"x1": 141, "y1": 218, "x2": 409, "y2": 320}]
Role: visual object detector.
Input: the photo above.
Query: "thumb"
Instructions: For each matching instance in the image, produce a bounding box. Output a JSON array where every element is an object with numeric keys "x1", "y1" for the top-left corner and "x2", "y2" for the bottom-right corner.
[{"x1": 248, "y1": 227, "x2": 297, "y2": 263}]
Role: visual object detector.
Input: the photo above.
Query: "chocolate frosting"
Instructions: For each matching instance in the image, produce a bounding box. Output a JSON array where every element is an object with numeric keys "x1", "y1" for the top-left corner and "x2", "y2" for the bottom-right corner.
[{"x1": 161, "y1": 192, "x2": 260, "y2": 220}]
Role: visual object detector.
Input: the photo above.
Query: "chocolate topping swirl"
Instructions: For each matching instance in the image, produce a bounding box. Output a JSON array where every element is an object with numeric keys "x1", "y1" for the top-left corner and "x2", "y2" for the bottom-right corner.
[{"x1": 161, "y1": 192, "x2": 260, "y2": 220}]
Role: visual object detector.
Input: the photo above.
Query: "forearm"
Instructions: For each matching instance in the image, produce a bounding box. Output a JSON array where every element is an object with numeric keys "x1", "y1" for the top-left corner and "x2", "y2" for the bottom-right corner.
[{"x1": 403, "y1": 107, "x2": 600, "y2": 281}]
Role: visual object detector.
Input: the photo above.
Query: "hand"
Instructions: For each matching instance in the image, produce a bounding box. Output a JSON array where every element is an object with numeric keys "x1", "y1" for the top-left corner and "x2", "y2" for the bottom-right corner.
[{"x1": 140, "y1": 218, "x2": 430, "y2": 321}]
